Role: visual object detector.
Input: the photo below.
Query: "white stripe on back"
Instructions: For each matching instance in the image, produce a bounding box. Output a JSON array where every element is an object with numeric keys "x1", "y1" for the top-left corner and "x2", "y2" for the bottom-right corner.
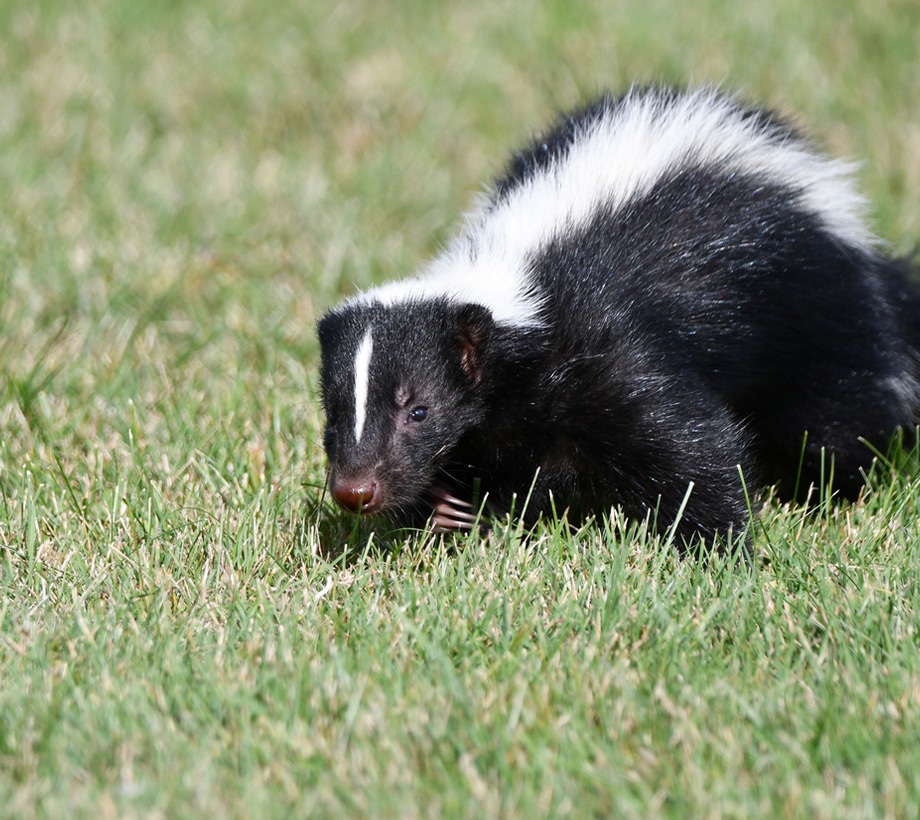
[
  {"x1": 353, "y1": 328, "x2": 374, "y2": 443},
  {"x1": 345, "y1": 87, "x2": 876, "y2": 330}
]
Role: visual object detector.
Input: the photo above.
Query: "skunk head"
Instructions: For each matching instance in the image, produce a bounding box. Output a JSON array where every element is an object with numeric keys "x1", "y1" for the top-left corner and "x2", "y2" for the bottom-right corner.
[{"x1": 318, "y1": 298, "x2": 495, "y2": 520}]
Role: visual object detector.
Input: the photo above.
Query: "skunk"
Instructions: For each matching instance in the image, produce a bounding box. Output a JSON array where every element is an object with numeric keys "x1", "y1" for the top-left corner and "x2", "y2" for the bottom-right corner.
[{"x1": 317, "y1": 86, "x2": 920, "y2": 546}]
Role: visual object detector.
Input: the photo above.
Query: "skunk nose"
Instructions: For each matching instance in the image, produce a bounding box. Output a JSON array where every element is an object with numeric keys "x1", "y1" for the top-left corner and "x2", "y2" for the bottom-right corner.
[{"x1": 332, "y1": 479, "x2": 381, "y2": 514}]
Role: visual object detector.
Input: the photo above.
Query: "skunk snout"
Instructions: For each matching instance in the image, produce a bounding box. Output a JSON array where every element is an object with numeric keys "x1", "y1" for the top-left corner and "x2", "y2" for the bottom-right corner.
[{"x1": 332, "y1": 478, "x2": 381, "y2": 514}]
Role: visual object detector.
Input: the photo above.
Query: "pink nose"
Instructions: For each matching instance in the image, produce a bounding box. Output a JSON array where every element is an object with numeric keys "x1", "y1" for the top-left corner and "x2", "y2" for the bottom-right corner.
[{"x1": 332, "y1": 480, "x2": 381, "y2": 514}]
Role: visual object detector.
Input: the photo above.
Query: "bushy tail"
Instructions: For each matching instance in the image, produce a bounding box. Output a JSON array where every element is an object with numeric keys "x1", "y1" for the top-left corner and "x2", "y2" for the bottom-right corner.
[
  {"x1": 891, "y1": 255, "x2": 920, "y2": 349},
  {"x1": 886, "y1": 254, "x2": 920, "y2": 422}
]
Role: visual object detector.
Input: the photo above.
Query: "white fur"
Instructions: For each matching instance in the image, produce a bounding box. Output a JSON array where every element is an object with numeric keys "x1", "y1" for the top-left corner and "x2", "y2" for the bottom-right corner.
[
  {"x1": 353, "y1": 328, "x2": 373, "y2": 443},
  {"x1": 348, "y1": 87, "x2": 876, "y2": 328}
]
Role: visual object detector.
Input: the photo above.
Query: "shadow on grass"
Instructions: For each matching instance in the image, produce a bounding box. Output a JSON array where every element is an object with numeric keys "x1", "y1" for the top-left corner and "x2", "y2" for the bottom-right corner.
[
  {"x1": 295, "y1": 427, "x2": 920, "y2": 573},
  {"x1": 296, "y1": 483, "x2": 457, "y2": 566}
]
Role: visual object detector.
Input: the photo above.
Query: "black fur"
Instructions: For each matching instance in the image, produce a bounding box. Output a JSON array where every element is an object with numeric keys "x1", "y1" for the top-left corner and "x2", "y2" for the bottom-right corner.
[{"x1": 317, "y1": 88, "x2": 920, "y2": 547}]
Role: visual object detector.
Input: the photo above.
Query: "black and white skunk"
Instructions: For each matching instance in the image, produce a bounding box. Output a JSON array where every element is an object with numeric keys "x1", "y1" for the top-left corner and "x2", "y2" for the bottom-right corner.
[{"x1": 317, "y1": 86, "x2": 920, "y2": 546}]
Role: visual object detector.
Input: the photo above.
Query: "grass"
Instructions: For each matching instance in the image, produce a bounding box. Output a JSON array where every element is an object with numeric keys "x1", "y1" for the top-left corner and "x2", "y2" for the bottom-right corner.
[{"x1": 2, "y1": 0, "x2": 920, "y2": 816}]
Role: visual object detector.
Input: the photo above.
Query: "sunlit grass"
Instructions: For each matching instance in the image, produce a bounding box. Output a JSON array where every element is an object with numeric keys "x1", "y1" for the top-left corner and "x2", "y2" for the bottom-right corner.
[{"x1": 2, "y1": 0, "x2": 919, "y2": 816}]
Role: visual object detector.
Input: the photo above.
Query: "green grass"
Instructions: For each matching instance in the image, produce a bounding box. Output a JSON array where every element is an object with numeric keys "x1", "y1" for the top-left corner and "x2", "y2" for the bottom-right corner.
[{"x1": 2, "y1": 0, "x2": 920, "y2": 816}]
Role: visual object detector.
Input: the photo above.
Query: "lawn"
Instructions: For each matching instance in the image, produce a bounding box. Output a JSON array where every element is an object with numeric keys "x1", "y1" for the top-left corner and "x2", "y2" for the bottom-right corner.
[{"x1": 1, "y1": 0, "x2": 919, "y2": 816}]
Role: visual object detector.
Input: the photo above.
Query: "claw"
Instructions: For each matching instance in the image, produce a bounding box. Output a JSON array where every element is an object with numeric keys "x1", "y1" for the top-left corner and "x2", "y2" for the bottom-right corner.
[
  {"x1": 431, "y1": 515, "x2": 474, "y2": 532},
  {"x1": 428, "y1": 485, "x2": 480, "y2": 531},
  {"x1": 428, "y1": 486, "x2": 473, "y2": 508}
]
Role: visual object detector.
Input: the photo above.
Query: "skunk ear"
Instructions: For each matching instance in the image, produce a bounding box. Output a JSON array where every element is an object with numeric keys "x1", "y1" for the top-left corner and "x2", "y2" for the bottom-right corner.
[{"x1": 453, "y1": 304, "x2": 494, "y2": 386}]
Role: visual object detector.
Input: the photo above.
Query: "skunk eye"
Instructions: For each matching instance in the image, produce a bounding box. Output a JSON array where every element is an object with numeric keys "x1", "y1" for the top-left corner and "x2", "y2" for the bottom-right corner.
[{"x1": 408, "y1": 406, "x2": 428, "y2": 423}]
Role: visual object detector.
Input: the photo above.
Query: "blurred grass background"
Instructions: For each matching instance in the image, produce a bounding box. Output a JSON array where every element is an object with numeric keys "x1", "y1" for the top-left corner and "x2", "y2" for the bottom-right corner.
[{"x1": 1, "y1": 0, "x2": 919, "y2": 816}]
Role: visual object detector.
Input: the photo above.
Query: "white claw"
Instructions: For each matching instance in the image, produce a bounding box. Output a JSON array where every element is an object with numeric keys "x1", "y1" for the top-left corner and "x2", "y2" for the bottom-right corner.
[
  {"x1": 428, "y1": 485, "x2": 479, "y2": 531},
  {"x1": 431, "y1": 516, "x2": 474, "y2": 532},
  {"x1": 428, "y1": 486, "x2": 473, "y2": 507}
]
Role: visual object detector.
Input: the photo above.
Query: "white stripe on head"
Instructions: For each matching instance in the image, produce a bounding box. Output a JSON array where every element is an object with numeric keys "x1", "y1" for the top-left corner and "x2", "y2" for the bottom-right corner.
[{"x1": 353, "y1": 328, "x2": 374, "y2": 443}]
